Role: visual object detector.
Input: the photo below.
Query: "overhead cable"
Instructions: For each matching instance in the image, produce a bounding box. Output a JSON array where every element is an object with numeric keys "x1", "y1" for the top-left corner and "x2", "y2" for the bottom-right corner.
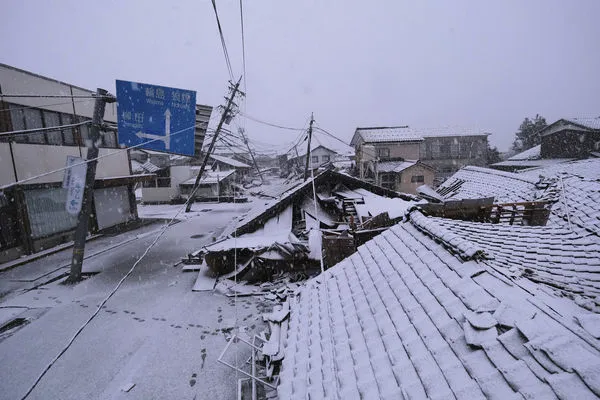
[
  {"x1": 239, "y1": 111, "x2": 305, "y2": 131},
  {"x1": 211, "y1": 0, "x2": 234, "y2": 80}
]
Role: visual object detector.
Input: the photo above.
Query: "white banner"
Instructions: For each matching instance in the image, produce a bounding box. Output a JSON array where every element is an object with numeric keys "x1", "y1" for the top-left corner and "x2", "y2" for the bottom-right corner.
[{"x1": 63, "y1": 156, "x2": 87, "y2": 215}]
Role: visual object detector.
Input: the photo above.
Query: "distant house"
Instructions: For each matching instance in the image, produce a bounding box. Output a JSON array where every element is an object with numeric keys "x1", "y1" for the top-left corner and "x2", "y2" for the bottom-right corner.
[
  {"x1": 490, "y1": 117, "x2": 600, "y2": 172},
  {"x1": 131, "y1": 150, "x2": 196, "y2": 204},
  {"x1": 351, "y1": 126, "x2": 489, "y2": 186},
  {"x1": 179, "y1": 169, "x2": 236, "y2": 200},
  {"x1": 376, "y1": 160, "x2": 436, "y2": 194},
  {"x1": 540, "y1": 117, "x2": 600, "y2": 158},
  {"x1": 286, "y1": 145, "x2": 341, "y2": 172},
  {"x1": 208, "y1": 154, "x2": 251, "y2": 180}
]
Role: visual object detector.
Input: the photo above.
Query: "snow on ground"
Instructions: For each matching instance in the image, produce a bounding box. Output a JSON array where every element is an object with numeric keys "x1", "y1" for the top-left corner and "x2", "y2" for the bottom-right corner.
[{"x1": 0, "y1": 199, "x2": 270, "y2": 400}]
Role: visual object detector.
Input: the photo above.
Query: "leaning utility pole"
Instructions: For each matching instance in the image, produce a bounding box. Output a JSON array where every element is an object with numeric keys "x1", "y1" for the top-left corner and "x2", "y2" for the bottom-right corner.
[
  {"x1": 303, "y1": 113, "x2": 314, "y2": 181},
  {"x1": 239, "y1": 127, "x2": 263, "y2": 183},
  {"x1": 67, "y1": 89, "x2": 115, "y2": 283},
  {"x1": 186, "y1": 78, "x2": 242, "y2": 212}
]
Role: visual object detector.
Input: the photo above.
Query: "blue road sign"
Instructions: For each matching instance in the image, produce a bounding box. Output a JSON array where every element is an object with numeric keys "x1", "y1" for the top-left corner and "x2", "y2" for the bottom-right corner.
[{"x1": 116, "y1": 80, "x2": 197, "y2": 156}]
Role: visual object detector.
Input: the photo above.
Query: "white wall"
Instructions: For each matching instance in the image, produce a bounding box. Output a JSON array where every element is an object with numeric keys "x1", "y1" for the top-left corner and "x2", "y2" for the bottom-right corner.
[
  {"x1": 12, "y1": 143, "x2": 82, "y2": 184},
  {"x1": 4, "y1": 143, "x2": 130, "y2": 185},
  {"x1": 0, "y1": 143, "x2": 16, "y2": 186}
]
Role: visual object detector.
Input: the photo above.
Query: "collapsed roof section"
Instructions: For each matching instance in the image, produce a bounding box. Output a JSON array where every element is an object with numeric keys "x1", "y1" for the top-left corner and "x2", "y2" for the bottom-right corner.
[{"x1": 194, "y1": 170, "x2": 418, "y2": 280}]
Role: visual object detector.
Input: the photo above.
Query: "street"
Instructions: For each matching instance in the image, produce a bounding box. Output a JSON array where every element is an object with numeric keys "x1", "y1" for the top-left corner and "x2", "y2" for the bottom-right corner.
[{"x1": 0, "y1": 202, "x2": 266, "y2": 400}]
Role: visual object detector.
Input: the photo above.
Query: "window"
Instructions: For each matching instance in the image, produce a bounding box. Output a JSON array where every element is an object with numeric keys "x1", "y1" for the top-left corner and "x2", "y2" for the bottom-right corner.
[
  {"x1": 43, "y1": 110, "x2": 62, "y2": 145},
  {"x1": 377, "y1": 147, "x2": 390, "y2": 159},
  {"x1": 61, "y1": 114, "x2": 75, "y2": 145},
  {"x1": 322, "y1": 155, "x2": 330, "y2": 163},
  {"x1": 411, "y1": 175, "x2": 425, "y2": 183},
  {"x1": 380, "y1": 172, "x2": 395, "y2": 189},
  {"x1": 312, "y1": 155, "x2": 319, "y2": 164},
  {"x1": 24, "y1": 108, "x2": 45, "y2": 143},
  {"x1": 156, "y1": 168, "x2": 171, "y2": 187},
  {"x1": 9, "y1": 104, "x2": 27, "y2": 143}
]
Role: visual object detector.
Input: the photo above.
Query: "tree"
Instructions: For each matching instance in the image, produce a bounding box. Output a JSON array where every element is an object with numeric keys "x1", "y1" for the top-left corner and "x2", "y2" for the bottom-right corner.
[
  {"x1": 486, "y1": 144, "x2": 502, "y2": 165},
  {"x1": 512, "y1": 114, "x2": 547, "y2": 152}
]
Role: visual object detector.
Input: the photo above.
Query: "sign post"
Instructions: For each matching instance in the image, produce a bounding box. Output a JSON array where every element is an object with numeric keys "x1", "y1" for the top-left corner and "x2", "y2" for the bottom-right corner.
[{"x1": 116, "y1": 80, "x2": 197, "y2": 156}]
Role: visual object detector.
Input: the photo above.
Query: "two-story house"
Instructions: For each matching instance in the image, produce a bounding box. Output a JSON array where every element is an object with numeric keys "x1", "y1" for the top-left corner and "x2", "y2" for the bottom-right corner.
[{"x1": 351, "y1": 126, "x2": 490, "y2": 191}]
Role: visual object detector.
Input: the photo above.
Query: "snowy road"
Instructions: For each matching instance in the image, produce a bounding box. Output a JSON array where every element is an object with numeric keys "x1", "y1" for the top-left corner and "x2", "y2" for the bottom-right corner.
[{"x1": 0, "y1": 202, "x2": 268, "y2": 400}]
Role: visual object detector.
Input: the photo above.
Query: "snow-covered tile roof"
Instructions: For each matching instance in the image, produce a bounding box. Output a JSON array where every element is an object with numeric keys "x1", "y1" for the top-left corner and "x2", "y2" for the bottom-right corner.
[
  {"x1": 563, "y1": 117, "x2": 600, "y2": 130},
  {"x1": 519, "y1": 158, "x2": 600, "y2": 181},
  {"x1": 130, "y1": 159, "x2": 144, "y2": 174},
  {"x1": 278, "y1": 219, "x2": 600, "y2": 399},
  {"x1": 140, "y1": 160, "x2": 163, "y2": 173},
  {"x1": 354, "y1": 126, "x2": 423, "y2": 144},
  {"x1": 437, "y1": 166, "x2": 539, "y2": 203},
  {"x1": 492, "y1": 159, "x2": 573, "y2": 169},
  {"x1": 413, "y1": 212, "x2": 600, "y2": 299},
  {"x1": 508, "y1": 145, "x2": 542, "y2": 161},
  {"x1": 209, "y1": 154, "x2": 250, "y2": 168},
  {"x1": 376, "y1": 160, "x2": 417, "y2": 173},
  {"x1": 542, "y1": 175, "x2": 600, "y2": 237},
  {"x1": 181, "y1": 170, "x2": 234, "y2": 185}
]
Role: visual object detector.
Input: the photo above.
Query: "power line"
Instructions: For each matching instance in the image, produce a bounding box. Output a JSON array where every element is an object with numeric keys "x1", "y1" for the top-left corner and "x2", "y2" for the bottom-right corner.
[
  {"x1": 238, "y1": 111, "x2": 305, "y2": 131},
  {"x1": 239, "y1": 0, "x2": 247, "y2": 95},
  {"x1": 0, "y1": 94, "x2": 107, "y2": 99},
  {"x1": 313, "y1": 124, "x2": 352, "y2": 148},
  {"x1": 211, "y1": 0, "x2": 234, "y2": 80}
]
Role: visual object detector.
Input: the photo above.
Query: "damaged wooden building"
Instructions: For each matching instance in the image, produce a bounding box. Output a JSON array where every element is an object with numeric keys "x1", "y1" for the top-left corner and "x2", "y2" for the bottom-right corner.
[{"x1": 187, "y1": 170, "x2": 418, "y2": 281}]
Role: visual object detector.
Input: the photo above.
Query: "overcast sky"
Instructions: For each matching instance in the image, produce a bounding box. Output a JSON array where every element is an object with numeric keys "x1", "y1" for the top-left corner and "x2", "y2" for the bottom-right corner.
[{"x1": 1, "y1": 0, "x2": 599, "y2": 152}]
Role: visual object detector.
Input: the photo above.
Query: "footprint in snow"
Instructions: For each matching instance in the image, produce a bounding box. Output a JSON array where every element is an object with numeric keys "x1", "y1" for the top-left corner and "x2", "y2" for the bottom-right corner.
[{"x1": 201, "y1": 349, "x2": 206, "y2": 369}]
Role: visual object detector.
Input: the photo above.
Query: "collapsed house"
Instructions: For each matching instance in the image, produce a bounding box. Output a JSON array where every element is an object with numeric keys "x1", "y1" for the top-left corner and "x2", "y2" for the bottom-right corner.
[
  {"x1": 264, "y1": 159, "x2": 600, "y2": 399},
  {"x1": 188, "y1": 170, "x2": 418, "y2": 281}
]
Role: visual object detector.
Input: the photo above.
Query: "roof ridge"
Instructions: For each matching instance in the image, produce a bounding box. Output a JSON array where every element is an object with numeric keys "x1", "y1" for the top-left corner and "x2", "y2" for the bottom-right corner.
[{"x1": 356, "y1": 125, "x2": 410, "y2": 130}]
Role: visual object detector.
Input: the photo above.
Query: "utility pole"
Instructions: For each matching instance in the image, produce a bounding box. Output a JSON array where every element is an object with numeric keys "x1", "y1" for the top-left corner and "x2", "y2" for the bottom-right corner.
[
  {"x1": 293, "y1": 145, "x2": 302, "y2": 174},
  {"x1": 239, "y1": 127, "x2": 263, "y2": 183},
  {"x1": 186, "y1": 78, "x2": 242, "y2": 212},
  {"x1": 67, "y1": 89, "x2": 115, "y2": 283},
  {"x1": 303, "y1": 113, "x2": 314, "y2": 181}
]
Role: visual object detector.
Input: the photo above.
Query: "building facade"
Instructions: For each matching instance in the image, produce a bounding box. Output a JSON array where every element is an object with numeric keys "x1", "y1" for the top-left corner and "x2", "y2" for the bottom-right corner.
[
  {"x1": 0, "y1": 64, "x2": 159, "y2": 262},
  {"x1": 351, "y1": 126, "x2": 489, "y2": 187}
]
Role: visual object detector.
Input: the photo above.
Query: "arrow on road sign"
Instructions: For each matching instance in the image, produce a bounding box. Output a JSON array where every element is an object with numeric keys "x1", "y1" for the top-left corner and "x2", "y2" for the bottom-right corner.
[{"x1": 135, "y1": 108, "x2": 172, "y2": 150}]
